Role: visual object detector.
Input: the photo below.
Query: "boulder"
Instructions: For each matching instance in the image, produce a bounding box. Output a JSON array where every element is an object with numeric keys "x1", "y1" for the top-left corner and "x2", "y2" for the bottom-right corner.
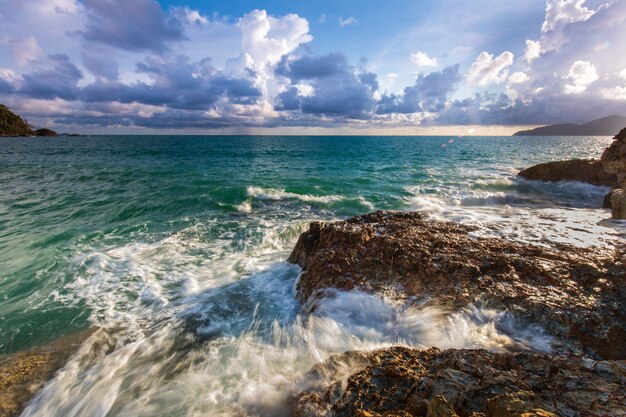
[
  {"x1": 294, "y1": 347, "x2": 626, "y2": 417},
  {"x1": 288, "y1": 211, "x2": 626, "y2": 359},
  {"x1": 517, "y1": 159, "x2": 617, "y2": 187}
]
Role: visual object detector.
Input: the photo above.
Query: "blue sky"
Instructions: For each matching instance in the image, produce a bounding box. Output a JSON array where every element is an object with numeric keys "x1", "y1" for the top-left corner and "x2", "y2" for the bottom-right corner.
[{"x1": 0, "y1": 0, "x2": 624, "y2": 134}]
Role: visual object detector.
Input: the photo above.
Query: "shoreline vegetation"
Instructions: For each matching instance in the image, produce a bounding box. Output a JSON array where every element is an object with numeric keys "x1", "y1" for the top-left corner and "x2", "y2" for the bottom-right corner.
[
  {"x1": 0, "y1": 104, "x2": 59, "y2": 137},
  {"x1": 1, "y1": 130, "x2": 625, "y2": 416}
]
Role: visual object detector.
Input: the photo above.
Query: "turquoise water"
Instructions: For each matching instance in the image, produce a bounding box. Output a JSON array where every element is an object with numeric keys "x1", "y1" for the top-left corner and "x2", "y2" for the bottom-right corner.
[{"x1": 0, "y1": 135, "x2": 622, "y2": 416}]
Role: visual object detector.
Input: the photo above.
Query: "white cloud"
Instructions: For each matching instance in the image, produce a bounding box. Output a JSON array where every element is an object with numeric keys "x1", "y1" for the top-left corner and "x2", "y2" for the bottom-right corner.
[
  {"x1": 177, "y1": 7, "x2": 208, "y2": 26},
  {"x1": 0, "y1": 67, "x2": 23, "y2": 85},
  {"x1": 600, "y1": 86, "x2": 626, "y2": 101},
  {"x1": 410, "y1": 51, "x2": 438, "y2": 68},
  {"x1": 564, "y1": 60, "x2": 598, "y2": 94},
  {"x1": 523, "y1": 39, "x2": 541, "y2": 63},
  {"x1": 466, "y1": 51, "x2": 514, "y2": 86},
  {"x1": 338, "y1": 16, "x2": 357, "y2": 27},
  {"x1": 619, "y1": 68, "x2": 626, "y2": 80},
  {"x1": 541, "y1": 0, "x2": 593, "y2": 33},
  {"x1": 319, "y1": 14, "x2": 326, "y2": 23},
  {"x1": 386, "y1": 73, "x2": 399, "y2": 78},
  {"x1": 508, "y1": 71, "x2": 529, "y2": 84}
]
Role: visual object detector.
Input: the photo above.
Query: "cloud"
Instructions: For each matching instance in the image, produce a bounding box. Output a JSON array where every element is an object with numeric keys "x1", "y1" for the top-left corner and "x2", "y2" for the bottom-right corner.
[
  {"x1": 541, "y1": 0, "x2": 593, "y2": 33},
  {"x1": 508, "y1": 72, "x2": 529, "y2": 84},
  {"x1": 275, "y1": 53, "x2": 378, "y2": 119},
  {"x1": 563, "y1": 60, "x2": 598, "y2": 94},
  {"x1": 410, "y1": 51, "x2": 438, "y2": 68},
  {"x1": 377, "y1": 65, "x2": 461, "y2": 114},
  {"x1": 81, "y1": 43, "x2": 119, "y2": 80},
  {"x1": 339, "y1": 16, "x2": 357, "y2": 27},
  {"x1": 80, "y1": 55, "x2": 262, "y2": 110},
  {"x1": 0, "y1": 68, "x2": 22, "y2": 93},
  {"x1": 523, "y1": 39, "x2": 541, "y2": 63},
  {"x1": 81, "y1": 0, "x2": 185, "y2": 52},
  {"x1": 20, "y1": 54, "x2": 83, "y2": 100},
  {"x1": 8, "y1": 36, "x2": 42, "y2": 67},
  {"x1": 600, "y1": 86, "x2": 626, "y2": 101},
  {"x1": 466, "y1": 51, "x2": 514, "y2": 86}
]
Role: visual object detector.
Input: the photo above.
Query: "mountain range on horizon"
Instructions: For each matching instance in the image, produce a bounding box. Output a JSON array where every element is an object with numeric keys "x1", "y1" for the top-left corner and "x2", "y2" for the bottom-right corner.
[{"x1": 513, "y1": 115, "x2": 626, "y2": 137}]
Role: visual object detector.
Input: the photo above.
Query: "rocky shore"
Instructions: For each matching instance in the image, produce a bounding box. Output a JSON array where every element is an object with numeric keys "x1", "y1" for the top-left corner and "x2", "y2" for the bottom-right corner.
[
  {"x1": 288, "y1": 211, "x2": 625, "y2": 416},
  {"x1": 518, "y1": 127, "x2": 626, "y2": 219}
]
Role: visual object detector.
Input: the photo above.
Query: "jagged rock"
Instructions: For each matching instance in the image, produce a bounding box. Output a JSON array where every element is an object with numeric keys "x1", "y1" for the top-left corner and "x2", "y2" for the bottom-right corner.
[
  {"x1": 288, "y1": 211, "x2": 626, "y2": 359},
  {"x1": 602, "y1": 128, "x2": 626, "y2": 188},
  {"x1": 293, "y1": 347, "x2": 626, "y2": 417},
  {"x1": 517, "y1": 159, "x2": 617, "y2": 187},
  {"x1": 602, "y1": 128, "x2": 626, "y2": 218}
]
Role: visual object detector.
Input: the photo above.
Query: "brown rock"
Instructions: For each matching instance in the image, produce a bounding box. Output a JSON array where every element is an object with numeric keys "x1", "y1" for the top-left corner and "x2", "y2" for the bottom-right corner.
[
  {"x1": 427, "y1": 395, "x2": 459, "y2": 417},
  {"x1": 288, "y1": 211, "x2": 626, "y2": 359},
  {"x1": 294, "y1": 347, "x2": 626, "y2": 417},
  {"x1": 517, "y1": 159, "x2": 617, "y2": 187},
  {"x1": 601, "y1": 127, "x2": 626, "y2": 218},
  {"x1": 0, "y1": 329, "x2": 95, "y2": 417},
  {"x1": 608, "y1": 188, "x2": 626, "y2": 219},
  {"x1": 602, "y1": 127, "x2": 626, "y2": 188}
]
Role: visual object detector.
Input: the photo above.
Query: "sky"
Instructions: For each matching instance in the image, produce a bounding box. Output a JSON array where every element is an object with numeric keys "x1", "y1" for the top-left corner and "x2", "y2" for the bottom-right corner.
[{"x1": 0, "y1": 0, "x2": 625, "y2": 135}]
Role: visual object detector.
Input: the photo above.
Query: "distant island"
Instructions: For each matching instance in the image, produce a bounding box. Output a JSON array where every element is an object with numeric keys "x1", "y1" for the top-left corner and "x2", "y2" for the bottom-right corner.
[
  {"x1": 0, "y1": 104, "x2": 59, "y2": 137},
  {"x1": 513, "y1": 115, "x2": 626, "y2": 136}
]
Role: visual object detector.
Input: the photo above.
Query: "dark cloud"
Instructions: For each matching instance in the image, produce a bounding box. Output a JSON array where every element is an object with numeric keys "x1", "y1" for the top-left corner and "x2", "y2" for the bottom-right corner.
[
  {"x1": 0, "y1": 79, "x2": 15, "y2": 94},
  {"x1": 20, "y1": 54, "x2": 83, "y2": 100},
  {"x1": 81, "y1": 0, "x2": 185, "y2": 53},
  {"x1": 377, "y1": 65, "x2": 461, "y2": 114},
  {"x1": 275, "y1": 53, "x2": 379, "y2": 119},
  {"x1": 275, "y1": 53, "x2": 349, "y2": 81},
  {"x1": 78, "y1": 56, "x2": 261, "y2": 110}
]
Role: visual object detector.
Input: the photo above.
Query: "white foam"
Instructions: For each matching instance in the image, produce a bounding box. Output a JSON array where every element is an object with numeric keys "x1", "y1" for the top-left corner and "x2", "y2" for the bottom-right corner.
[
  {"x1": 404, "y1": 180, "x2": 624, "y2": 248},
  {"x1": 246, "y1": 186, "x2": 344, "y2": 204}
]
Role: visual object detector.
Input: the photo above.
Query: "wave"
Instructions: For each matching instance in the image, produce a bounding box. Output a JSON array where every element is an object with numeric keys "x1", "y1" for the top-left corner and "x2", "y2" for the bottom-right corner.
[
  {"x1": 403, "y1": 182, "x2": 621, "y2": 248},
  {"x1": 246, "y1": 186, "x2": 345, "y2": 204}
]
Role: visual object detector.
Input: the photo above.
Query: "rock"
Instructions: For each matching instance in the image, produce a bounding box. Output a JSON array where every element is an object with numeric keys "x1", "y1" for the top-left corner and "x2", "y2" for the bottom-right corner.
[
  {"x1": 288, "y1": 211, "x2": 626, "y2": 359},
  {"x1": 294, "y1": 347, "x2": 626, "y2": 417},
  {"x1": 426, "y1": 396, "x2": 458, "y2": 417},
  {"x1": 0, "y1": 329, "x2": 95, "y2": 417},
  {"x1": 602, "y1": 128, "x2": 626, "y2": 188},
  {"x1": 608, "y1": 189, "x2": 626, "y2": 218},
  {"x1": 517, "y1": 159, "x2": 617, "y2": 187},
  {"x1": 601, "y1": 127, "x2": 626, "y2": 218}
]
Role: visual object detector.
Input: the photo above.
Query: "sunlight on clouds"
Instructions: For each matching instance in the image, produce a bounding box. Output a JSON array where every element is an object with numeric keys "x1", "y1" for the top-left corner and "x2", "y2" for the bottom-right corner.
[
  {"x1": 564, "y1": 60, "x2": 598, "y2": 94},
  {"x1": 466, "y1": 51, "x2": 514, "y2": 86},
  {"x1": 523, "y1": 39, "x2": 541, "y2": 63},
  {"x1": 411, "y1": 51, "x2": 438, "y2": 68}
]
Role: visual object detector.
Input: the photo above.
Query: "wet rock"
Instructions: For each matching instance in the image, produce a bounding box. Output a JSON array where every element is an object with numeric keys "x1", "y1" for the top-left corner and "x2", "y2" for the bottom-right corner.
[
  {"x1": 601, "y1": 127, "x2": 626, "y2": 218},
  {"x1": 602, "y1": 128, "x2": 626, "y2": 188},
  {"x1": 0, "y1": 329, "x2": 95, "y2": 417},
  {"x1": 607, "y1": 187, "x2": 626, "y2": 219},
  {"x1": 294, "y1": 347, "x2": 626, "y2": 417},
  {"x1": 288, "y1": 211, "x2": 626, "y2": 360},
  {"x1": 517, "y1": 159, "x2": 617, "y2": 187}
]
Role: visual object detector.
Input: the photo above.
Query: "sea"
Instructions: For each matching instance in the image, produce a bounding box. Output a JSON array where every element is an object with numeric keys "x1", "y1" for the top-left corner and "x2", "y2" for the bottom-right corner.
[{"x1": 0, "y1": 135, "x2": 623, "y2": 416}]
